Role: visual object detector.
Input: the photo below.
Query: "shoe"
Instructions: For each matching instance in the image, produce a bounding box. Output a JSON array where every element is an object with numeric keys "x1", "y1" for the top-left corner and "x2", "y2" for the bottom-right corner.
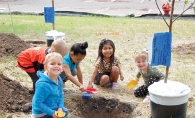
[
  {"x1": 104, "y1": 81, "x2": 112, "y2": 88},
  {"x1": 112, "y1": 82, "x2": 118, "y2": 90},
  {"x1": 29, "y1": 90, "x2": 34, "y2": 94},
  {"x1": 143, "y1": 95, "x2": 150, "y2": 103},
  {"x1": 63, "y1": 87, "x2": 68, "y2": 92},
  {"x1": 63, "y1": 82, "x2": 68, "y2": 92}
]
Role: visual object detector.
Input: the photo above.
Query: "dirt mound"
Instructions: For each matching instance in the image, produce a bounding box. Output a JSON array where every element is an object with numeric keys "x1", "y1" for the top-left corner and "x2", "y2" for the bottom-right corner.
[
  {"x1": 0, "y1": 33, "x2": 30, "y2": 58},
  {"x1": 0, "y1": 73, "x2": 32, "y2": 113},
  {"x1": 0, "y1": 33, "x2": 32, "y2": 113},
  {"x1": 173, "y1": 43, "x2": 195, "y2": 55}
]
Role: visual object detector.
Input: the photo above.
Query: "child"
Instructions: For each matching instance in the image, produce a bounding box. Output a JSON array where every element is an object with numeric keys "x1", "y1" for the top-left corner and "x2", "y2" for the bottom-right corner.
[
  {"x1": 133, "y1": 50, "x2": 164, "y2": 103},
  {"x1": 88, "y1": 39, "x2": 124, "y2": 90},
  {"x1": 17, "y1": 39, "x2": 68, "y2": 94},
  {"x1": 32, "y1": 52, "x2": 69, "y2": 118},
  {"x1": 62, "y1": 41, "x2": 88, "y2": 92}
]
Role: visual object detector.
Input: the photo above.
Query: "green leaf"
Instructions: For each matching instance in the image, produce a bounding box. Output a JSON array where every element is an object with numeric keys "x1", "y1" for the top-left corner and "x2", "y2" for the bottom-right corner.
[
  {"x1": 169, "y1": 0, "x2": 171, "y2": 2},
  {"x1": 184, "y1": 0, "x2": 188, "y2": 4}
]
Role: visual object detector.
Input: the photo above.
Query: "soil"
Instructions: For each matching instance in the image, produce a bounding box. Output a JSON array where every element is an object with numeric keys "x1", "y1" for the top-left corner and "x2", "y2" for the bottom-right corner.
[
  {"x1": 0, "y1": 74, "x2": 32, "y2": 113},
  {"x1": 0, "y1": 33, "x2": 30, "y2": 58},
  {"x1": 0, "y1": 33, "x2": 195, "y2": 117},
  {"x1": 172, "y1": 43, "x2": 195, "y2": 55}
]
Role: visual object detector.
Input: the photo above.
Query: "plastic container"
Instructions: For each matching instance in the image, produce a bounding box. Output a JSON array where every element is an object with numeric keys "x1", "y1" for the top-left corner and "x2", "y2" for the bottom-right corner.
[
  {"x1": 82, "y1": 92, "x2": 92, "y2": 100},
  {"x1": 45, "y1": 30, "x2": 65, "y2": 47},
  {"x1": 148, "y1": 80, "x2": 191, "y2": 118}
]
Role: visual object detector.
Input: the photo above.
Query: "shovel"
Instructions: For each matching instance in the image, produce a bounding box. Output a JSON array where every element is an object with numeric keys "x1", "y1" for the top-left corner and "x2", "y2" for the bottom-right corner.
[
  {"x1": 55, "y1": 111, "x2": 65, "y2": 118},
  {"x1": 126, "y1": 76, "x2": 141, "y2": 91},
  {"x1": 86, "y1": 88, "x2": 97, "y2": 94}
]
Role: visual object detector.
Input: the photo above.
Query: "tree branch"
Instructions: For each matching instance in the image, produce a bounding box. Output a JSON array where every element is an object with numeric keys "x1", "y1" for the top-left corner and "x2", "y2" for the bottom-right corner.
[
  {"x1": 155, "y1": 0, "x2": 169, "y2": 27},
  {"x1": 173, "y1": 3, "x2": 195, "y2": 23},
  {"x1": 169, "y1": 0, "x2": 175, "y2": 32}
]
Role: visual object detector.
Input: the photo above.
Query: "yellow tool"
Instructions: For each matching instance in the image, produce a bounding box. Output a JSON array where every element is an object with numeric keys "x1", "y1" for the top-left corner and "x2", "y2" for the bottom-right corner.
[
  {"x1": 126, "y1": 76, "x2": 142, "y2": 91},
  {"x1": 55, "y1": 111, "x2": 66, "y2": 118}
]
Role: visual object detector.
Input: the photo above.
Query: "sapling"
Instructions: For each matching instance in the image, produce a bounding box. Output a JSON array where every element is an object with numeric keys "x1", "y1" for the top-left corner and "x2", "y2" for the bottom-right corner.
[{"x1": 153, "y1": 0, "x2": 195, "y2": 83}]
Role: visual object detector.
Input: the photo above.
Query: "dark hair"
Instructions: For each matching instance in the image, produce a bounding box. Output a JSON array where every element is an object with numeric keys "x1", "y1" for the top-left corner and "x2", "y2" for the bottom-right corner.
[
  {"x1": 97, "y1": 39, "x2": 115, "y2": 69},
  {"x1": 70, "y1": 41, "x2": 88, "y2": 55}
]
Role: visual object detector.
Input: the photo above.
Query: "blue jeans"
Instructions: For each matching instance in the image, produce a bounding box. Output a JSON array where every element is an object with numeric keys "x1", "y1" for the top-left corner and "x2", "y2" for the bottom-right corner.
[
  {"x1": 38, "y1": 107, "x2": 69, "y2": 118},
  {"x1": 62, "y1": 68, "x2": 77, "y2": 82}
]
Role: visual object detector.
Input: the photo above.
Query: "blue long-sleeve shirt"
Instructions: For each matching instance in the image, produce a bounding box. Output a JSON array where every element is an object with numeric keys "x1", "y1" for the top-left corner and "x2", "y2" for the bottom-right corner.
[{"x1": 32, "y1": 71, "x2": 64, "y2": 116}]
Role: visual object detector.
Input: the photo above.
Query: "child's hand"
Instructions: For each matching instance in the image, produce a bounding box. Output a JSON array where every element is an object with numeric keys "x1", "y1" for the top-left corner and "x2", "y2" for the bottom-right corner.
[
  {"x1": 53, "y1": 112, "x2": 58, "y2": 118},
  {"x1": 58, "y1": 108, "x2": 63, "y2": 112},
  {"x1": 135, "y1": 76, "x2": 142, "y2": 82},
  {"x1": 87, "y1": 83, "x2": 93, "y2": 88},
  {"x1": 120, "y1": 74, "x2": 124, "y2": 81},
  {"x1": 134, "y1": 78, "x2": 139, "y2": 82},
  {"x1": 79, "y1": 85, "x2": 86, "y2": 92}
]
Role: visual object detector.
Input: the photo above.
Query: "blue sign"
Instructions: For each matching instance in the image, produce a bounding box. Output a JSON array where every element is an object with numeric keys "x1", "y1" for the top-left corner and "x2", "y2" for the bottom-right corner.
[
  {"x1": 148, "y1": 32, "x2": 172, "y2": 66},
  {"x1": 44, "y1": 7, "x2": 54, "y2": 24}
]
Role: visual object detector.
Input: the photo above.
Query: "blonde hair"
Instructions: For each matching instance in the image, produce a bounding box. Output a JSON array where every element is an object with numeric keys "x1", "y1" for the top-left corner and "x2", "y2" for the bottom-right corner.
[
  {"x1": 50, "y1": 39, "x2": 69, "y2": 57},
  {"x1": 44, "y1": 52, "x2": 62, "y2": 65},
  {"x1": 135, "y1": 50, "x2": 148, "y2": 62}
]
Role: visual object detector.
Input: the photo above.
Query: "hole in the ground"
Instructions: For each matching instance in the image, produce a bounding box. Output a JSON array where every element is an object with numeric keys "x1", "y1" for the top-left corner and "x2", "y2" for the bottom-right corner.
[
  {"x1": 25, "y1": 41, "x2": 45, "y2": 44},
  {"x1": 66, "y1": 96, "x2": 134, "y2": 118}
]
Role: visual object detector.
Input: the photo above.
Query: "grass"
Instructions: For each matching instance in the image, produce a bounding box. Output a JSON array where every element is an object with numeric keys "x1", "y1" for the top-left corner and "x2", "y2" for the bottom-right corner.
[{"x1": 0, "y1": 14, "x2": 195, "y2": 118}]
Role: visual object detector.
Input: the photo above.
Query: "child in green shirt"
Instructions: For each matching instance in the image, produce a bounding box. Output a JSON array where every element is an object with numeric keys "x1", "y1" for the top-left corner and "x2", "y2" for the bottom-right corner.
[{"x1": 133, "y1": 50, "x2": 164, "y2": 103}]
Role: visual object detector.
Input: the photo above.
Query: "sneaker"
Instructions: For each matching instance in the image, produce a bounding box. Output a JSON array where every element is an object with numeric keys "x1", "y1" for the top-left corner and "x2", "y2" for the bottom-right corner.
[
  {"x1": 63, "y1": 87, "x2": 68, "y2": 92},
  {"x1": 63, "y1": 82, "x2": 68, "y2": 92},
  {"x1": 112, "y1": 82, "x2": 118, "y2": 90},
  {"x1": 104, "y1": 81, "x2": 112, "y2": 88},
  {"x1": 143, "y1": 95, "x2": 150, "y2": 103}
]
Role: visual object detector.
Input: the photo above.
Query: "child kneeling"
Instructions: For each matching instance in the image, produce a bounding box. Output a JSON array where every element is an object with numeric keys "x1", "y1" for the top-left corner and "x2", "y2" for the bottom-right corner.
[{"x1": 32, "y1": 52, "x2": 69, "y2": 118}]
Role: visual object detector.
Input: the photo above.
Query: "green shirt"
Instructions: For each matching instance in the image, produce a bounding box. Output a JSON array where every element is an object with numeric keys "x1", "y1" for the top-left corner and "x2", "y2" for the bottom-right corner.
[{"x1": 136, "y1": 65, "x2": 164, "y2": 85}]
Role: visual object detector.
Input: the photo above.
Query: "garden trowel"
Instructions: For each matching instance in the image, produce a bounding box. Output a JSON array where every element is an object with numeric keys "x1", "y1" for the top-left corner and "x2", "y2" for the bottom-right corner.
[
  {"x1": 55, "y1": 111, "x2": 65, "y2": 118},
  {"x1": 126, "y1": 76, "x2": 142, "y2": 91}
]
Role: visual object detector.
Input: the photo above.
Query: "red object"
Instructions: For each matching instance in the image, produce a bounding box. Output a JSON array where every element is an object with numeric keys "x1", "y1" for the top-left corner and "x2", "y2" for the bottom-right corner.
[
  {"x1": 17, "y1": 47, "x2": 49, "y2": 73},
  {"x1": 162, "y1": 2, "x2": 171, "y2": 15},
  {"x1": 86, "y1": 88, "x2": 97, "y2": 94}
]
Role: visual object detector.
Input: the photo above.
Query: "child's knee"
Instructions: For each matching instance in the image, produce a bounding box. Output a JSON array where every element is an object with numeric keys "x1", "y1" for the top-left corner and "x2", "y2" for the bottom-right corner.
[
  {"x1": 134, "y1": 90, "x2": 139, "y2": 97},
  {"x1": 111, "y1": 66, "x2": 119, "y2": 73},
  {"x1": 134, "y1": 86, "x2": 148, "y2": 97},
  {"x1": 147, "y1": 77, "x2": 158, "y2": 86},
  {"x1": 101, "y1": 75, "x2": 109, "y2": 81},
  {"x1": 100, "y1": 75, "x2": 109, "y2": 86},
  {"x1": 71, "y1": 68, "x2": 77, "y2": 76}
]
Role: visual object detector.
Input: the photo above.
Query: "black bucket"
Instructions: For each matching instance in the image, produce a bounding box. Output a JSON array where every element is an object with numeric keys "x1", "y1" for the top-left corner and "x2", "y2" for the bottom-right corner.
[
  {"x1": 46, "y1": 39, "x2": 54, "y2": 47},
  {"x1": 148, "y1": 80, "x2": 191, "y2": 118},
  {"x1": 45, "y1": 30, "x2": 65, "y2": 47},
  {"x1": 150, "y1": 100, "x2": 188, "y2": 118}
]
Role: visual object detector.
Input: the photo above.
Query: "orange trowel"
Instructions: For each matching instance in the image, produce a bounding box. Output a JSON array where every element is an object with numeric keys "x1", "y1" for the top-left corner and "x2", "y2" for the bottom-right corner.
[{"x1": 126, "y1": 76, "x2": 141, "y2": 91}]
